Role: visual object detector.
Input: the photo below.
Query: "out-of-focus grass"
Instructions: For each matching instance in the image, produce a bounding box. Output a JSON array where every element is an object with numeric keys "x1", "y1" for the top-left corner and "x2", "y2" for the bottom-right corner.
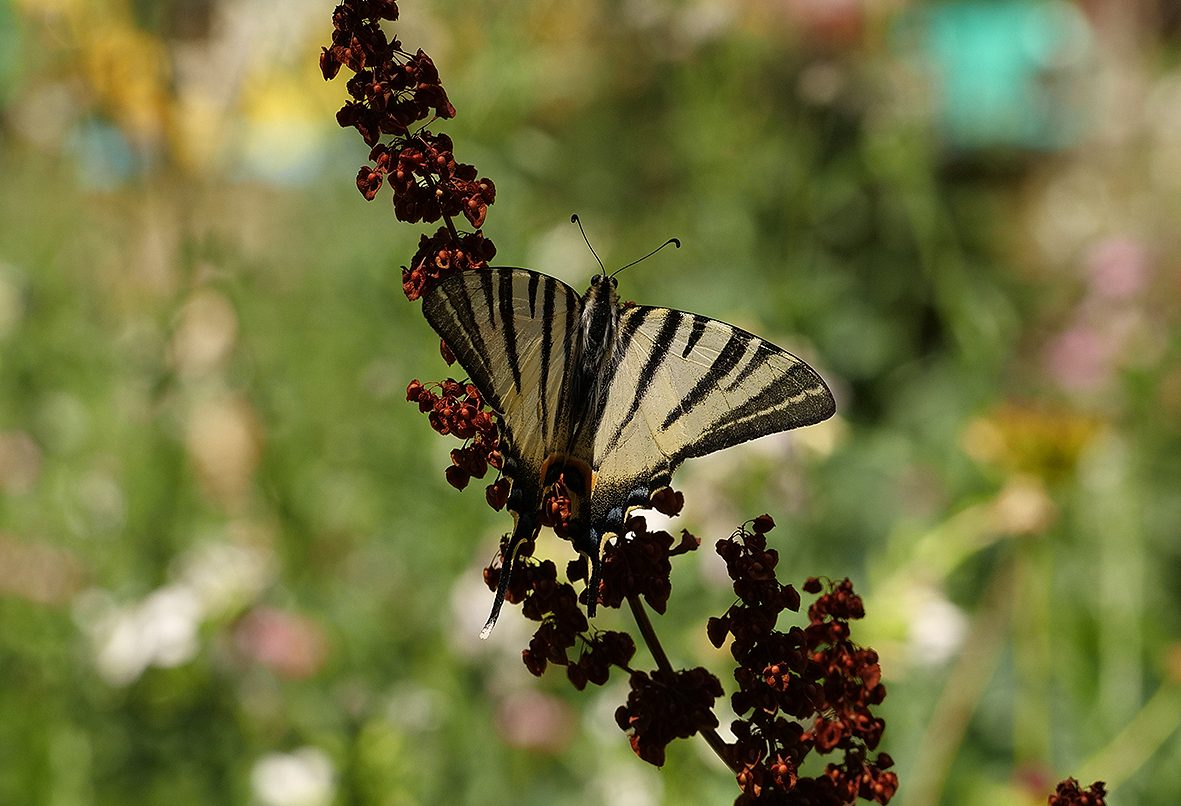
[{"x1": 2, "y1": 1, "x2": 1181, "y2": 804}]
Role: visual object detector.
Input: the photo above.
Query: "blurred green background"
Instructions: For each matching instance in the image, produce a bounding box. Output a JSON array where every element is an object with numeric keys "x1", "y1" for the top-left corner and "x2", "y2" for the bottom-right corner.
[{"x1": 2, "y1": 1, "x2": 1180, "y2": 804}]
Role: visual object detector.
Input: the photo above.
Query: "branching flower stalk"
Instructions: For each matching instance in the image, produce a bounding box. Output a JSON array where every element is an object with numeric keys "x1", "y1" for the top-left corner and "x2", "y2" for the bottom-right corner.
[{"x1": 320, "y1": 4, "x2": 1102, "y2": 804}]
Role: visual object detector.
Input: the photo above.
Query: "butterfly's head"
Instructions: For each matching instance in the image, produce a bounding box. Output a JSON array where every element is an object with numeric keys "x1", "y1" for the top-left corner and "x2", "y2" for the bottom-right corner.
[{"x1": 585, "y1": 273, "x2": 619, "y2": 307}]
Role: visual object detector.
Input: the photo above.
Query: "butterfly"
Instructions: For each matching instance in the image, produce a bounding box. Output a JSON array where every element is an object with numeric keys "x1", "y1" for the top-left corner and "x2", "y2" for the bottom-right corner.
[{"x1": 422, "y1": 265, "x2": 836, "y2": 637}]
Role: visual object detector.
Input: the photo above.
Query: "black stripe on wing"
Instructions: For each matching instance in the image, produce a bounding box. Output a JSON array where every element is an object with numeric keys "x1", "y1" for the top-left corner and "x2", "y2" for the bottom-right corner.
[
  {"x1": 595, "y1": 306, "x2": 647, "y2": 402},
  {"x1": 724, "y1": 337, "x2": 771, "y2": 392},
  {"x1": 584, "y1": 305, "x2": 645, "y2": 450},
  {"x1": 599, "y1": 307, "x2": 681, "y2": 455},
  {"x1": 424, "y1": 277, "x2": 504, "y2": 413},
  {"x1": 479, "y1": 271, "x2": 497, "y2": 330},
  {"x1": 681, "y1": 359, "x2": 834, "y2": 461},
  {"x1": 537, "y1": 278, "x2": 556, "y2": 446},
  {"x1": 682, "y1": 315, "x2": 707, "y2": 358},
  {"x1": 527, "y1": 272, "x2": 540, "y2": 317},
  {"x1": 498, "y1": 270, "x2": 523, "y2": 393},
  {"x1": 661, "y1": 328, "x2": 749, "y2": 430}
]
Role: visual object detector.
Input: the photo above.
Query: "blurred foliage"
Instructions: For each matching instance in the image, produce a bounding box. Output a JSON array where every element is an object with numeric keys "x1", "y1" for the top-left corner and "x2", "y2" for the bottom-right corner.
[{"x1": 2, "y1": 0, "x2": 1181, "y2": 804}]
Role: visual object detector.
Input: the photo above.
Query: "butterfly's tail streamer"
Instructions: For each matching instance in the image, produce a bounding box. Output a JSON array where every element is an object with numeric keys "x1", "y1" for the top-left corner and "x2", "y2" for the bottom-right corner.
[{"x1": 480, "y1": 512, "x2": 540, "y2": 639}]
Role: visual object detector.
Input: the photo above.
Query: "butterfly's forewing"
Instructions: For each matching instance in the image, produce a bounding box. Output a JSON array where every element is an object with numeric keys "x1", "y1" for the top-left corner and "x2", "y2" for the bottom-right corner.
[
  {"x1": 587, "y1": 306, "x2": 835, "y2": 537},
  {"x1": 422, "y1": 268, "x2": 583, "y2": 467}
]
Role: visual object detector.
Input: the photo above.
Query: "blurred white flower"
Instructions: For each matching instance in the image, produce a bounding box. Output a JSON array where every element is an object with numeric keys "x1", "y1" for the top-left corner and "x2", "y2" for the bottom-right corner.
[
  {"x1": 78, "y1": 584, "x2": 202, "y2": 686},
  {"x1": 250, "y1": 747, "x2": 335, "y2": 806},
  {"x1": 174, "y1": 539, "x2": 274, "y2": 617},
  {"x1": 75, "y1": 538, "x2": 274, "y2": 686},
  {"x1": 593, "y1": 760, "x2": 663, "y2": 806},
  {"x1": 170, "y1": 288, "x2": 238, "y2": 377},
  {"x1": 907, "y1": 586, "x2": 969, "y2": 668},
  {"x1": 864, "y1": 578, "x2": 971, "y2": 677}
]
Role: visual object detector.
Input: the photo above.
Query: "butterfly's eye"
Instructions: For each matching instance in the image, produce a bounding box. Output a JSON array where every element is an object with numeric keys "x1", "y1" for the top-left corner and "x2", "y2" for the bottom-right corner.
[
  {"x1": 609, "y1": 276, "x2": 618, "y2": 288},
  {"x1": 590, "y1": 273, "x2": 603, "y2": 285}
]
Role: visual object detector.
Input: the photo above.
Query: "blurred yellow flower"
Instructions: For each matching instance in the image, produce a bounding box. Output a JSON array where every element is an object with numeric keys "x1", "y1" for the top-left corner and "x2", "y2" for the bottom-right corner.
[{"x1": 961, "y1": 403, "x2": 1103, "y2": 484}]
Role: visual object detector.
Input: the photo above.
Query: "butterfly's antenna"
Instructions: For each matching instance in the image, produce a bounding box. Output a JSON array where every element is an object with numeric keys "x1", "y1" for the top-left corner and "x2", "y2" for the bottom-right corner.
[
  {"x1": 570, "y1": 213, "x2": 605, "y2": 273},
  {"x1": 610, "y1": 237, "x2": 681, "y2": 279}
]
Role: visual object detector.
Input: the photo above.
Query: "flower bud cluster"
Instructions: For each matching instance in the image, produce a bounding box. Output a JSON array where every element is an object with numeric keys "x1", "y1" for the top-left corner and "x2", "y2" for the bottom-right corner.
[
  {"x1": 712, "y1": 517, "x2": 898, "y2": 804},
  {"x1": 322, "y1": 0, "x2": 496, "y2": 280},
  {"x1": 1049, "y1": 779, "x2": 1107, "y2": 806},
  {"x1": 405, "y1": 379, "x2": 501, "y2": 497}
]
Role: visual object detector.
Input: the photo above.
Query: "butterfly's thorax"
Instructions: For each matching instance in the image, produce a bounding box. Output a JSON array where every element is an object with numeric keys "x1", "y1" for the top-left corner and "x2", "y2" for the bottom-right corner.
[{"x1": 569, "y1": 275, "x2": 620, "y2": 441}]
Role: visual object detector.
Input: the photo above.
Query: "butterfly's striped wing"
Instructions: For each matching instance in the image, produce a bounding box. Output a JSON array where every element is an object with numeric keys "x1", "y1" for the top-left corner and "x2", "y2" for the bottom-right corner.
[
  {"x1": 587, "y1": 306, "x2": 836, "y2": 539},
  {"x1": 422, "y1": 268, "x2": 583, "y2": 467}
]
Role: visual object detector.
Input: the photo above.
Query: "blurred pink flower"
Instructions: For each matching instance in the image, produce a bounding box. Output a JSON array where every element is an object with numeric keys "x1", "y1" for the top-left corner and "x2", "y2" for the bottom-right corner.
[
  {"x1": 0, "y1": 534, "x2": 82, "y2": 605},
  {"x1": 0, "y1": 431, "x2": 42, "y2": 495},
  {"x1": 1086, "y1": 236, "x2": 1149, "y2": 301},
  {"x1": 494, "y1": 691, "x2": 575, "y2": 753},
  {"x1": 1044, "y1": 235, "x2": 1154, "y2": 395},
  {"x1": 234, "y1": 607, "x2": 328, "y2": 679},
  {"x1": 1043, "y1": 323, "x2": 1115, "y2": 394}
]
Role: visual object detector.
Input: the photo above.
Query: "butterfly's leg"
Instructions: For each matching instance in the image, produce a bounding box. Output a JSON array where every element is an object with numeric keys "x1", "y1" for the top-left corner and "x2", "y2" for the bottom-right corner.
[
  {"x1": 575, "y1": 527, "x2": 604, "y2": 618},
  {"x1": 576, "y1": 502, "x2": 627, "y2": 618}
]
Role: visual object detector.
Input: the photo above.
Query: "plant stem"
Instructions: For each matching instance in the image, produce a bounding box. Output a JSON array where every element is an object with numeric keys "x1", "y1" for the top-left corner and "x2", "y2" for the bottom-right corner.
[
  {"x1": 1078, "y1": 676, "x2": 1181, "y2": 790},
  {"x1": 626, "y1": 594, "x2": 739, "y2": 773},
  {"x1": 627, "y1": 594, "x2": 672, "y2": 673},
  {"x1": 906, "y1": 558, "x2": 1017, "y2": 806}
]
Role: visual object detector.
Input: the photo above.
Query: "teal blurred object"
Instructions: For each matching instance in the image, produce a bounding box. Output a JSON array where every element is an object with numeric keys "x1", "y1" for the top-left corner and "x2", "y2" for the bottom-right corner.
[
  {"x1": 917, "y1": 0, "x2": 1092, "y2": 152},
  {"x1": 67, "y1": 119, "x2": 141, "y2": 188}
]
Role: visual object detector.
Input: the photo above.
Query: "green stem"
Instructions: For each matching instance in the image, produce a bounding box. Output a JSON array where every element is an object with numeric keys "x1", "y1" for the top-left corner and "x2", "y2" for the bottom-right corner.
[
  {"x1": 627, "y1": 594, "x2": 672, "y2": 673},
  {"x1": 1078, "y1": 677, "x2": 1181, "y2": 790},
  {"x1": 906, "y1": 560, "x2": 1017, "y2": 806}
]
